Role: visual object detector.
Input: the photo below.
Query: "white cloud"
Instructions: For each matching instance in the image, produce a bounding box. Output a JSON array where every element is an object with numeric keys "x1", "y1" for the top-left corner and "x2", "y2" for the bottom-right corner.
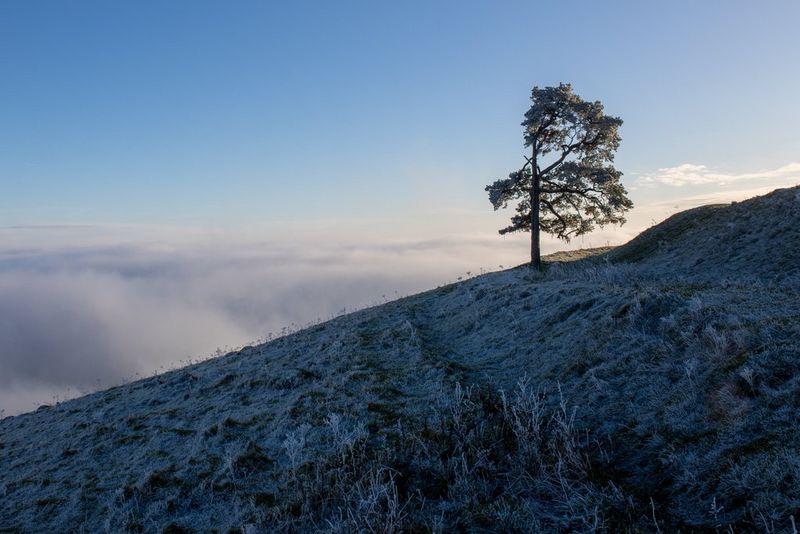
[
  {"x1": 0, "y1": 222, "x2": 645, "y2": 417},
  {"x1": 638, "y1": 162, "x2": 800, "y2": 187},
  {"x1": 0, "y1": 232, "x2": 531, "y2": 416}
]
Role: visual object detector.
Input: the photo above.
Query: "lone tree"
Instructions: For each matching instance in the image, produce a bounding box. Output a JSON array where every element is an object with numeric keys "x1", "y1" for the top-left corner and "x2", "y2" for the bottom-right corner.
[{"x1": 486, "y1": 83, "x2": 633, "y2": 270}]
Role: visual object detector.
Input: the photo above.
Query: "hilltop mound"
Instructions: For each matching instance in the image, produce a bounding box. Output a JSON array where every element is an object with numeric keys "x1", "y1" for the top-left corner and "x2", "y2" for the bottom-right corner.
[
  {"x1": 608, "y1": 186, "x2": 800, "y2": 280},
  {"x1": 1, "y1": 187, "x2": 799, "y2": 532}
]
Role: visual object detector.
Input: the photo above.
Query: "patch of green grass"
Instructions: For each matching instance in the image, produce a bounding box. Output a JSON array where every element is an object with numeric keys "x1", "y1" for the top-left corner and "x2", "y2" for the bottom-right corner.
[
  {"x1": 609, "y1": 204, "x2": 727, "y2": 264},
  {"x1": 542, "y1": 247, "x2": 614, "y2": 264}
]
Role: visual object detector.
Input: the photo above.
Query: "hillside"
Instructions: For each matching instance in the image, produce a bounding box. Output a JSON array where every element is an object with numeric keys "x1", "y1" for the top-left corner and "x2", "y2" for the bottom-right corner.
[
  {"x1": 1, "y1": 186, "x2": 799, "y2": 533},
  {"x1": 608, "y1": 187, "x2": 800, "y2": 280}
]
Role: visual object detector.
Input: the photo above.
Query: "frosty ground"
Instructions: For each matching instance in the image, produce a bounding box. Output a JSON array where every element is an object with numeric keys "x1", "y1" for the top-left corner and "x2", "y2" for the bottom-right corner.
[{"x1": 1, "y1": 187, "x2": 799, "y2": 532}]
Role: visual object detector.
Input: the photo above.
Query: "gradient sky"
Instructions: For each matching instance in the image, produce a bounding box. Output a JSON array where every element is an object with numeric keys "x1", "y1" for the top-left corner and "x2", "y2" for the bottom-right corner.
[
  {"x1": 1, "y1": 0, "x2": 798, "y2": 230},
  {"x1": 1, "y1": 1, "x2": 799, "y2": 415}
]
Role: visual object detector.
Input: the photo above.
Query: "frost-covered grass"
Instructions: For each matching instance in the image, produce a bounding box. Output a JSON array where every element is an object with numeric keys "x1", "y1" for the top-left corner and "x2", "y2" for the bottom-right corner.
[
  {"x1": 607, "y1": 185, "x2": 800, "y2": 282},
  {"x1": 1, "y1": 186, "x2": 800, "y2": 532},
  {"x1": 243, "y1": 380, "x2": 659, "y2": 532}
]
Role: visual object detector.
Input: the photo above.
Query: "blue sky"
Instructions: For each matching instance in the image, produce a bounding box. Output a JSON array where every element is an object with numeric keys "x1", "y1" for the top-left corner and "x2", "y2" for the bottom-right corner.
[{"x1": 1, "y1": 0, "x2": 798, "y2": 229}]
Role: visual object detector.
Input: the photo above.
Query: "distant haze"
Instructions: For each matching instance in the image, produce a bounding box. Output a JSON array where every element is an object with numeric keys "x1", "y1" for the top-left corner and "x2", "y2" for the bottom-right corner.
[
  {"x1": 1, "y1": 180, "x2": 799, "y2": 416},
  {"x1": 1, "y1": 226, "x2": 537, "y2": 416}
]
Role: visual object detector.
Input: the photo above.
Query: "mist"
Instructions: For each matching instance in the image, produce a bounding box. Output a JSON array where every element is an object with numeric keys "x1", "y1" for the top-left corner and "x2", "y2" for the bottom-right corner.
[
  {"x1": 3, "y1": 180, "x2": 782, "y2": 418},
  {"x1": 0, "y1": 229, "x2": 552, "y2": 416}
]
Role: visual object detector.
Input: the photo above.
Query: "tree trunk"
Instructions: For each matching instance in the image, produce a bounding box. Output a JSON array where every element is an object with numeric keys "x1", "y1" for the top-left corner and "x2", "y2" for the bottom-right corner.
[{"x1": 530, "y1": 145, "x2": 541, "y2": 270}]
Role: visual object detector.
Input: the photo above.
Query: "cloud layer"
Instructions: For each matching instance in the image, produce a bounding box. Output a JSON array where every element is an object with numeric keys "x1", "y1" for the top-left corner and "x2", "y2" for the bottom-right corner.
[
  {"x1": 639, "y1": 162, "x2": 800, "y2": 187},
  {"x1": 1, "y1": 232, "x2": 546, "y2": 416}
]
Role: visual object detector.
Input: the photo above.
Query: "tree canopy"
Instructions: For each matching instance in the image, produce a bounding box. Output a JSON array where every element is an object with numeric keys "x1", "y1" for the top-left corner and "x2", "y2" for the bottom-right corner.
[{"x1": 486, "y1": 83, "x2": 633, "y2": 269}]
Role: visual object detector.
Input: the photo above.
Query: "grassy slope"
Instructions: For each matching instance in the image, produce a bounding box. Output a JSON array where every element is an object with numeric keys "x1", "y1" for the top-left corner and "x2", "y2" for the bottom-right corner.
[
  {"x1": 1, "y1": 186, "x2": 799, "y2": 532},
  {"x1": 607, "y1": 187, "x2": 800, "y2": 281}
]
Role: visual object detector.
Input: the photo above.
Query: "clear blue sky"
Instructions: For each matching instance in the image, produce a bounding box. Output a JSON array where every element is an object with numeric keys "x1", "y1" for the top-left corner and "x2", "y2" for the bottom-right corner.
[{"x1": 1, "y1": 0, "x2": 798, "y2": 228}]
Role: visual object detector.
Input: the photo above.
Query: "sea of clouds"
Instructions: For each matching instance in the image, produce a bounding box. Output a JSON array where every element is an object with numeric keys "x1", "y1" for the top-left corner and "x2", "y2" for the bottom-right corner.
[
  {"x1": 1, "y1": 227, "x2": 562, "y2": 416},
  {"x1": 5, "y1": 175, "x2": 790, "y2": 417}
]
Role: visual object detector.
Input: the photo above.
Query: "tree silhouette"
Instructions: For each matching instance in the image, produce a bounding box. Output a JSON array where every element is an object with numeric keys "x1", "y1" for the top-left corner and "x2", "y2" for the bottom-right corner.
[{"x1": 486, "y1": 83, "x2": 633, "y2": 270}]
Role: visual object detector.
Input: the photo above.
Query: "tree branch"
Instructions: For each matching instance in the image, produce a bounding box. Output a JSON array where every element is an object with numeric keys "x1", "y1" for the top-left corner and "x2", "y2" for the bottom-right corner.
[
  {"x1": 541, "y1": 197, "x2": 570, "y2": 237},
  {"x1": 539, "y1": 129, "x2": 604, "y2": 177},
  {"x1": 541, "y1": 186, "x2": 602, "y2": 196}
]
